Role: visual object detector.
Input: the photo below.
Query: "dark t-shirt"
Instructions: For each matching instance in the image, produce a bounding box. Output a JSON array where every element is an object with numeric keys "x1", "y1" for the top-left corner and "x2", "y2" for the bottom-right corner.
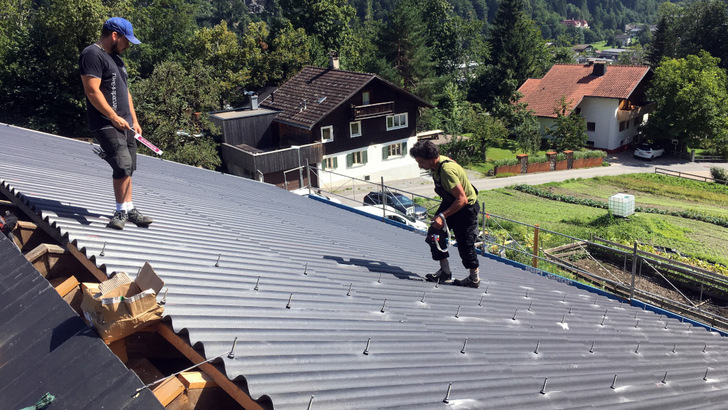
[{"x1": 79, "y1": 44, "x2": 132, "y2": 131}]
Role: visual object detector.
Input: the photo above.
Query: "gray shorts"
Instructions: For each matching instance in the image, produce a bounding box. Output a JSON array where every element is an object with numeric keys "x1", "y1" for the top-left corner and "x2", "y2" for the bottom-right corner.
[{"x1": 94, "y1": 127, "x2": 137, "y2": 179}]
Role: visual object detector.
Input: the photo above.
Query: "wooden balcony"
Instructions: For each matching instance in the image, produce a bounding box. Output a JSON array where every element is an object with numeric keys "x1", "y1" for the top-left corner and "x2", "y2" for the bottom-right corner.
[
  {"x1": 221, "y1": 142, "x2": 323, "y2": 176},
  {"x1": 352, "y1": 101, "x2": 394, "y2": 120},
  {"x1": 617, "y1": 102, "x2": 655, "y2": 122}
]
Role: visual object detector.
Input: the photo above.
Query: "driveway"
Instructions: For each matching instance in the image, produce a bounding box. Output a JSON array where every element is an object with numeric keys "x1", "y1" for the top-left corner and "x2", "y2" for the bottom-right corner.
[{"x1": 384, "y1": 151, "x2": 725, "y2": 198}]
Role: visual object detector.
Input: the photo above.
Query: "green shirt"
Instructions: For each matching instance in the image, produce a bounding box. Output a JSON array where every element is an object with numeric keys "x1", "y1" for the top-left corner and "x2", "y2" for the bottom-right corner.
[{"x1": 432, "y1": 155, "x2": 478, "y2": 205}]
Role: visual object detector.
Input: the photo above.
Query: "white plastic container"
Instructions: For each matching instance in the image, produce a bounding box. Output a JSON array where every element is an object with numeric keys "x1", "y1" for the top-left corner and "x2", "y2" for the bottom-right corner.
[{"x1": 609, "y1": 193, "x2": 635, "y2": 217}]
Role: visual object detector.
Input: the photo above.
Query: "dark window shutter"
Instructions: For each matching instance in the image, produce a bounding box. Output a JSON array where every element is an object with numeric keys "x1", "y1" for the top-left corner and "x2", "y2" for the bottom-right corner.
[
  {"x1": 333, "y1": 157, "x2": 338, "y2": 168},
  {"x1": 402, "y1": 142, "x2": 407, "y2": 154},
  {"x1": 382, "y1": 145, "x2": 389, "y2": 160},
  {"x1": 362, "y1": 150, "x2": 368, "y2": 164},
  {"x1": 347, "y1": 154, "x2": 353, "y2": 167}
]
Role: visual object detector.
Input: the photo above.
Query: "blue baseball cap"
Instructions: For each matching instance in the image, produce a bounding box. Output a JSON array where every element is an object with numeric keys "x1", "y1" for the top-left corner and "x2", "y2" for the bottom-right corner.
[{"x1": 103, "y1": 17, "x2": 141, "y2": 44}]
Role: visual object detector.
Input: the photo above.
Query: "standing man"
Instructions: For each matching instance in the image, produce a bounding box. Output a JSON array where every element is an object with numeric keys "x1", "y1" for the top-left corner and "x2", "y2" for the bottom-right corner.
[
  {"x1": 79, "y1": 17, "x2": 153, "y2": 230},
  {"x1": 410, "y1": 141, "x2": 480, "y2": 288}
]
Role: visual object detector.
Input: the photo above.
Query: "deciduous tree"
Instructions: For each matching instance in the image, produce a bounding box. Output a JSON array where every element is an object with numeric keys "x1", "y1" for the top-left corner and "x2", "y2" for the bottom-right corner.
[
  {"x1": 547, "y1": 95, "x2": 587, "y2": 151},
  {"x1": 643, "y1": 51, "x2": 728, "y2": 154}
]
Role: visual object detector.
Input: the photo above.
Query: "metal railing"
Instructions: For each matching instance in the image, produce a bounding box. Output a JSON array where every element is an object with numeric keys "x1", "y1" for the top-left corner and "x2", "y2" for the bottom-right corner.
[{"x1": 654, "y1": 167, "x2": 724, "y2": 183}]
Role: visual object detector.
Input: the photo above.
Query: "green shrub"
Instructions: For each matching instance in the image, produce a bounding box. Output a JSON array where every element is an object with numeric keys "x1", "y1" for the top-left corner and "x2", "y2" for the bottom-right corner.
[
  {"x1": 573, "y1": 150, "x2": 607, "y2": 160},
  {"x1": 710, "y1": 166, "x2": 728, "y2": 183},
  {"x1": 528, "y1": 155, "x2": 549, "y2": 164},
  {"x1": 493, "y1": 158, "x2": 519, "y2": 167}
]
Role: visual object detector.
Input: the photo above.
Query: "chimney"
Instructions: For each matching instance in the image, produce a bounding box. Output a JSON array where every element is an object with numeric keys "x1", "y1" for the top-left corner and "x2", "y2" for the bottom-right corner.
[
  {"x1": 328, "y1": 50, "x2": 340, "y2": 70},
  {"x1": 593, "y1": 62, "x2": 607, "y2": 76},
  {"x1": 251, "y1": 94, "x2": 258, "y2": 110}
]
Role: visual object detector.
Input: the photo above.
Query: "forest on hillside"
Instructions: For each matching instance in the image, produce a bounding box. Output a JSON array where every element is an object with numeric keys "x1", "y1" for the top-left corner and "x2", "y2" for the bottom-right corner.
[{"x1": 0, "y1": 0, "x2": 726, "y2": 168}]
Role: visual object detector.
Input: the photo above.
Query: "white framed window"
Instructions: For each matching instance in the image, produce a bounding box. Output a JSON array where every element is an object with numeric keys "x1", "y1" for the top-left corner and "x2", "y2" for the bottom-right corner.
[
  {"x1": 322, "y1": 157, "x2": 338, "y2": 170},
  {"x1": 321, "y1": 125, "x2": 334, "y2": 143},
  {"x1": 362, "y1": 91, "x2": 370, "y2": 105},
  {"x1": 347, "y1": 150, "x2": 368, "y2": 167},
  {"x1": 350, "y1": 121, "x2": 361, "y2": 138},
  {"x1": 382, "y1": 142, "x2": 407, "y2": 159},
  {"x1": 386, "y1": 113, "x2": 408, "y2": 131}
]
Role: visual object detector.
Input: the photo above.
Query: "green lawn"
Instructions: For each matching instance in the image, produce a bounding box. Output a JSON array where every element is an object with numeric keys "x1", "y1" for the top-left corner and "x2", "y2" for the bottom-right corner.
[{"x1": 479, "y1": 175, "x2": 728, "y2": 267}]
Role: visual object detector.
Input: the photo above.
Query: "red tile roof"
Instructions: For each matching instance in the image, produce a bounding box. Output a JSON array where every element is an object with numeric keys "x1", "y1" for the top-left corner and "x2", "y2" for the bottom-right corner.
[
  {"x1": 518, "y1": 63, "x2": 651, "y2": 118},
  {"x1": 260, "y1": 66, "x2": 431, "y2": 129}
]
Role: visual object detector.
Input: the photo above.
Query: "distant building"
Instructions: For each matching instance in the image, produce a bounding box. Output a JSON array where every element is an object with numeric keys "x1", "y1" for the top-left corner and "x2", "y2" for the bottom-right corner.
[
  {"x1": 614, "y1": 34, "x2": 632, "y2": 47},
  {"x1": 518, "y1": 62, "x2": 654, "y2": 152},
  {"x1": 561, "y1": 19, "x2": 590, "y2": 29},
  {"x1": 572, "y1": 44, "x2": 594, "y2": 54},
  {"x1": 213, "y1": 55, "x2": 432, "y2": 190}
]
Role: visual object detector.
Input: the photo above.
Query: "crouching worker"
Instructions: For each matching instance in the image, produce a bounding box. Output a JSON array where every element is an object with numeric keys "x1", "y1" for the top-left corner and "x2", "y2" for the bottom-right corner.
[{"x1": 410, "y1": 141, "x2": 481, "y2": 288}]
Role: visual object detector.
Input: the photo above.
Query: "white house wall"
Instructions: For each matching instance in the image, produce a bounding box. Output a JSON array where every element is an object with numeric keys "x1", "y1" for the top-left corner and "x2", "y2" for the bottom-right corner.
[
  {"x1": 538, "y1": 97, "x2": 640, "y2": 151},
  {"x1": 318, "y1": 136, "x2": 421, "y2": 190}
]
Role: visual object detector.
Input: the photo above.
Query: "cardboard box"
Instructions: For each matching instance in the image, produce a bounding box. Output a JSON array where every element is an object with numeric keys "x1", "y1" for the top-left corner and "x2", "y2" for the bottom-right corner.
[{"x1": 81, "y1": 262, "x2": 165, "y2": 342}]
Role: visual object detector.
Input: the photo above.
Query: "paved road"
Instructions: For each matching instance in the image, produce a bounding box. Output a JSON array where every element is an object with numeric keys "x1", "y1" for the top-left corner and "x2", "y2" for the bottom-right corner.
[{"x1": 384, "y1": 151, "x2": 725, "y2": 198}]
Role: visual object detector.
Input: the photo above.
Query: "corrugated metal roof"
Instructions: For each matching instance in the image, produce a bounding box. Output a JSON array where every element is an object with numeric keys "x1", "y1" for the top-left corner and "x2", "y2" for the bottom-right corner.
[
  {"x1": 2, "y1": 123, "x2": 728, "y2": 409},
  {"x1": 0, "y1": 233, "x2": 164, "y2": 410}
]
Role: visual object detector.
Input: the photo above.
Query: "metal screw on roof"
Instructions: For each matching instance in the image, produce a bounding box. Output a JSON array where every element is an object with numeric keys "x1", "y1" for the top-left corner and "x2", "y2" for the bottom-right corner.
[
  {"x1": 227, "y1": 337, "x2": 238, "y2": 359},
  {"x1": 589, "y1": 342, "x2": 595, "y2": 354},
  {"x1": 561, "y1": 314, "x2": 566, "y2": 324},
  {"x1": 484, "y1": 285, "x2": 489, "y2": 294},
  {"x1": 634, "y1": 312, "x2": 638, "y2": 319},
  {"x1": 528, "y1": 302, "x2": 533, "y2": 311},
  {"x1": 672, "y1": 344, "x2": 677, "y2": 353},
  {"x1": 100, "y1": 241, "x2": 106, "y2": 257},
  {"x1": 568, "y1": 306, "x2": 573, "y2": 314},
  {"x1": 600, "y1": 316, "x2": 606, "y2": 326},
  {"x1": 661, "y1": 371, "x2": 668, "y2": 384},
  {"x1": 347, "y1": 283, "x2": 352, "y2": 296},
  {"x1": 525, "y1": 289, "x2": 530, "y2": 299},
  {"x1": 380, "y1": 299, "x2": 387, "y2": 313},
  {"x1": 159, "y1": 288, "x2": 168, "y2": 305},
  {"x1": 460, "y1": 338, "x2": 468, "y2": 354},
  {"x1": 594, "y1": 298, "x2": 598, "y2": 305},
  {"x1": 420, "y1": 292, "x2": 427, "y2": 303},
  {"x1": 610, "y1": 375, "x2": 618, "y2": 389},
  {"x1": 435, "y1": 277, "x2": 440, "y2": 288},
  {"x1": 443, "y1": 382, "x2": 452, "y2": 403},
  {"x1": 377, "y1": 274, "x2": 382, "y2": 284},
  {"x1": 635, "y1": 320, "x2": 640, "y2": 328},
  {"x1": 635, "y1": 342, "x2": 641, "y2": 354},
  {"x1": 455, "y1": 306, "x2": 461, "y2": 318},
  {"x1": 307, "y1": 395, "x2": 314, "y2": 410},
  {"x1": 703, "y1": 343, "x2": 707, "y2": 353},
  {"x1": 215, "y1": 254, "x2": 221, "y2": 267},
  {"x1": 363, "y1": 338, "x2": 371, "y2": 355},
  {"x1": 303, "y1": 263, "x2": 308, "y2": 275},
  {"x1": 686, "y1": 323, "x2": 692, "y2": 331},
  {"x1": 604, "y1": 309, "x2": 608, "y2": 317},
  {"x1": 664, "y1": 322, "x2": 669, "y2": 330},
  {"x1": 703, "y1": 369, "x2": 709, "y2": 381},
  {"x1": 286, "y1": 293, "x2": 293, "y2": 309},
  {"x1": 562, "y1": 295, "x2": 566, "y2": 303},
  {"x1": 540, "y1": 378, "x2": 548, "y2": 394},
  {"x1": 478, "y1": 295, "x2": 484, "y2": 307},
  {"x1": 254, "y1": 277, "x2": 260, "y2": 292},
  {"x1": 533, "y1": 340, "x2": 540, "y2": 354},
  {"x1": 512, "y1": 310, "x2": 518, "y2": 321}
]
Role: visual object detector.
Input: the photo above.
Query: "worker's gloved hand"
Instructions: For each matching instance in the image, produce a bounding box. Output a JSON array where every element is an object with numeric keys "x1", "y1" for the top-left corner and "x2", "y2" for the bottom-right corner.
[{"x1": 425, "y1": 225, "x2": 448, "y2": 252}]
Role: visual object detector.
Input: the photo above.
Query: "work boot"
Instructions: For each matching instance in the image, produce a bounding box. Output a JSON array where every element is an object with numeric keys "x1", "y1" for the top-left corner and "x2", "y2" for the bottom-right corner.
[
  {"x1": 425, "y1": 268, "x2": 452, "y2": 283},
  {"x1": 453, "y1": 276, "x2": 480, "y2": 288},
  {"x1": 127, "y1": 208, "x2": 153, "y2": 227},
  {"x1": 107, "y1": 210, "x2": 127, "y2": 230}
]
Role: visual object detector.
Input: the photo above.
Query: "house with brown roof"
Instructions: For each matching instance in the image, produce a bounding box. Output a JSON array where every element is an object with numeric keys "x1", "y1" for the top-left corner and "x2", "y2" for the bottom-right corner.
[
  {"x1": 518, "y1": 62, "x2": 653, "y2": 151},
  {"x1": 214, "y1": 57, "x2": 432, "y2": 189}
]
